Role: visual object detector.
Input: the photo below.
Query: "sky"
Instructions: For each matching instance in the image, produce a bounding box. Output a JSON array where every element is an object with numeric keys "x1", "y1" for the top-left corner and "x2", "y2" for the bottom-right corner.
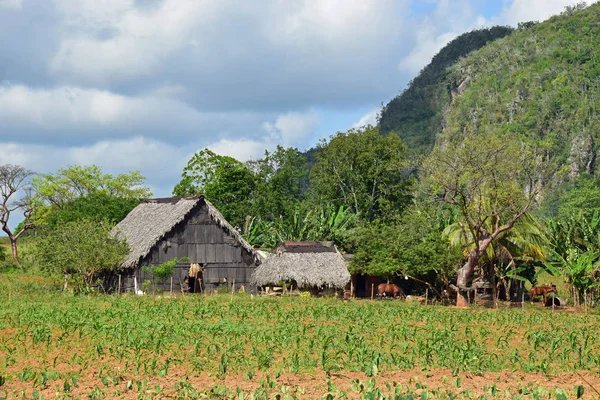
[{"x1": 0, "y1": 0, "x2": 591, "y2": 215}]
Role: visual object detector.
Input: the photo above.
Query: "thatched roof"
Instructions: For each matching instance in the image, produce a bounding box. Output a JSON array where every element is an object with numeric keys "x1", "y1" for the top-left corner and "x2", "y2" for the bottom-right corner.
[
  {"x1": 250, "y1": 242, "x2": 350, "y2": 289},
  {"x1": 113, "y1": 195, "x2": 256, "y2": 268}
]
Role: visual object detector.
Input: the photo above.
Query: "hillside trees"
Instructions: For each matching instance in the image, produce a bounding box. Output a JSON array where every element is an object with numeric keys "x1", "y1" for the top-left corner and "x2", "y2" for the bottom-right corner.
[
  {"x1": 0, "y1": 165, "x2": 36, "y2": 258},
  {"x1": 424, "y1": 134, "x2": 542, "y2": 307}
]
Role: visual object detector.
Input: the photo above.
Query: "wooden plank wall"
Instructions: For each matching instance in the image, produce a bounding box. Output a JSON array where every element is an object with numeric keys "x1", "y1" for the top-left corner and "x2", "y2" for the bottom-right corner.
[{"x1": 132, "y1": 203, "x2": 257, "y2": 293}]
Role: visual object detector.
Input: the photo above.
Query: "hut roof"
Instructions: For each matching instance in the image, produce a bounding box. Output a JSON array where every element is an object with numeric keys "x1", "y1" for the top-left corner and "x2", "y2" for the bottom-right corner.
[
  {"x1": 113, "y1": 195, "x2": 256, "y2": 268},
  {"x1": 250, "y1": 242, "x2": 350, "y2": 289}
]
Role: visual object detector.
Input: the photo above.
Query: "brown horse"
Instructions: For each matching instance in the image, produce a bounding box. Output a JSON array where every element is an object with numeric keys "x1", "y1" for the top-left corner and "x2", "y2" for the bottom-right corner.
[
  {"x1": 529, "y1": 285, "x2": 558, "y2": 304},
  {"x1": 377, "y1": 283, "x2": 404, "y2": 299}
]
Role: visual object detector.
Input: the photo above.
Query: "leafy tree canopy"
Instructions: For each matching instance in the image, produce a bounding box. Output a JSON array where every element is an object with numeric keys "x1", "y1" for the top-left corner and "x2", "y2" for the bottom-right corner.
[
  {"x1": 424, "y1": 132, "x2": 542, "y2": 306},
  {"x1": 173, "y1": 149, "x2": 256, "y2": 227},
  {"x1": 310, "y1": 126, "x2": 413, "y2": 222},
  {"x1": 33, "y1": 219, "x2": 129, "y2": 292},
  {"x1": 247, "y1": 145, "x2": 308, "y2": 220},
  {"x1": 33, "y1": 165, "x2": 151, "y2": 207},
  {"x1": 44, "y1": 193, "x2": 141, "y2": 229},
  {"x1": 349, "y1": 200, "x2": 462, "y2": 287}
]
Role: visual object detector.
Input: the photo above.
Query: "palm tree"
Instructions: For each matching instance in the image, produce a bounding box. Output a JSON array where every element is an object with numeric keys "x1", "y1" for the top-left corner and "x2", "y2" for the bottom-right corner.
[{"x1": 444, "y1": 212, "x2": 547, "y2": 301}]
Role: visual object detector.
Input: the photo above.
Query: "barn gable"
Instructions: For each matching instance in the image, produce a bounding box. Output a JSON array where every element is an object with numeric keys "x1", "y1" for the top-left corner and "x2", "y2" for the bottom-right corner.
[
  {"x1": 113, "y1": 196, "x2": 257, "y2": 269},
  {"x1": 112, "y1": 196, "x2": 258, "y2": 292}
]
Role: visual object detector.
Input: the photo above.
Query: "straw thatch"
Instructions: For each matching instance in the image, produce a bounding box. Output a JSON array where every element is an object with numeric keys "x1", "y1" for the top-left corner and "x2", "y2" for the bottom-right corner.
[
  {"x1": 250, "y1": 242, "x2": 350, "y2": 289},
  {"x1": 113, "y1": 195, "x2": 256, "y2": 268}
]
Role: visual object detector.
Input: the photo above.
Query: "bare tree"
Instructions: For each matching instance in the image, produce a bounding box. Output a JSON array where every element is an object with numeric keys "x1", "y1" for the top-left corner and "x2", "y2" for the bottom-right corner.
[{"x1": 0, "y1": 165, "x2": 35, "y2": 258}]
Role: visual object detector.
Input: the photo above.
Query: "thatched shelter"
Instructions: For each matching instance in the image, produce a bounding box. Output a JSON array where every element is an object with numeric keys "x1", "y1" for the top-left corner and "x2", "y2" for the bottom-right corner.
[
  {"x1": 250, "y1": 241, "x2": 350, "y2": 290},
  {"x1": 111, "y1": 195, "x2": 259, "y2": 293}
]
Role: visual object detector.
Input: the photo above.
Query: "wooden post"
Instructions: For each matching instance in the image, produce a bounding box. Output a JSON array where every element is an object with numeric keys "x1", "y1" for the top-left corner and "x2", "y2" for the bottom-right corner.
[
  {"x1": 350, "y1": 280, "x2": 354, "y2": 298},
  {"x1": 118, "y1": 275, "x2": 121, "y2": 295},
  {"x1": 231, "y1": 279, "x2": 235, "y2": 302},
  {"x1": 522, "y1": 292, "x2": 524, "y2": 311},
  {"x1": 371, "y1": 283, "x2": 374, "y2": 300},
  {"x1": 170, "y1": 276, "x2": 173, "y2": 296},
  {"x1": 425, "y1": 289, "x2": 428, "y2": 305}
]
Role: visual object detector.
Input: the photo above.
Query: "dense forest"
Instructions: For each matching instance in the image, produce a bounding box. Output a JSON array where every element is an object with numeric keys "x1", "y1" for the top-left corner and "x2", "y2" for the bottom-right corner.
[{"x1": 3, "y1": 3, "x2": 600, "y2": 306}]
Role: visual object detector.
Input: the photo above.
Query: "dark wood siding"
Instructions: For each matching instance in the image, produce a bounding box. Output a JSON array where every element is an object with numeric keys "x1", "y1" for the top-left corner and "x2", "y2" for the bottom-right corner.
[{"x1": 124, "y1": 202, "x2": 257, "y2": 293}]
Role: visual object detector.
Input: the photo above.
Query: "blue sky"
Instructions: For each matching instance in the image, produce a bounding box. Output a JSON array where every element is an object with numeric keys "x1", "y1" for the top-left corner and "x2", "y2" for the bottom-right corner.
[{"x1": 0, "y1": 0, "x2": 590, "y2": 229}]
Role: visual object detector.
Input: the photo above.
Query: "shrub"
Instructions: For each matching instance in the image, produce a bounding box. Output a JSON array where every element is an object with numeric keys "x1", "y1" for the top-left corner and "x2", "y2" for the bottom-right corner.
[{"x1": 33, "y1": 219, "x2": 129, "y2": 292}]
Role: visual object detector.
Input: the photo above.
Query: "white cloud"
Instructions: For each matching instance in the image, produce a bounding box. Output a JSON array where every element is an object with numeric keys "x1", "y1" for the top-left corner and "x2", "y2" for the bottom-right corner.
[
  {"x1": 207, "y1": 139, "x2": 272, "y2": 162},
  {"x1": 42, "y1": 0, "x2": 413, "y2": 111},
  {"x1": 398, "y1": 0, "x2": 479, "y2": 74},
  {"x1": 50, "y1": 0, "x2": 217, "y2": 83},
  {"x1": 399, "y1": 30, "x2": 459, "y2": 74},
  {"x1": 262, "y1": 110, "x2": 320, "y2": 146},
  {"x1": 0, "y1": 84, "x2": 276, "y2": 143},
  {"x1": 495, "y1": 0, "x2": 593, "y2": 26},
  {"x1": 352, "y1": 109, "x2": 379, "y2": 128}
]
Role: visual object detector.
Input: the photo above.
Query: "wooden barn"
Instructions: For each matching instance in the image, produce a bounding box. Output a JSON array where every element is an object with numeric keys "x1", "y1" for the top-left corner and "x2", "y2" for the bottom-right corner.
[
  {"x1": 111, "y1": 195, "x2": 260, "y2": 293},
  {"x1": 250, "y1": 241, "x2": 350, "y2": 294}
]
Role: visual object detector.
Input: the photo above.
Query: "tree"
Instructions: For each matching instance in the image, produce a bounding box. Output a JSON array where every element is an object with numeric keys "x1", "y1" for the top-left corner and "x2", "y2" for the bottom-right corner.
[
  {"x1": 545, "y1": 211, "x2": 600, "y2": 306},
  {"x1": 349, "y1": 200, "x2": 462, "y2": 289},
  {"x1": 34, "y1": 219, "x2": 129, "y2": 292},
  {"x1": 310, "y1": 126, "x2": 413, "y2": 222},
  {"x1": 33, "y1": 165, "x2": 151, "y2": 207},
  {"x1": 173, "y1": 149, "x2": 256, "y2": 227},
  {"x1": 247, "y1": 146, "x2": 308, "y2": 220},
  {"x1": 0, "y1": 165, "x2": 36, "y2": 258},
  {"x1": 45, "y1": 193, "x2": 141, "y2": 229},
  {"x1": 271, "y1": 203, "x2": 357, "y2": 246},
  {"x1": 445, "y1": 212, "x2": 546, "y2": 300},
  {"x1": 424, "y1": 133, "x2": 540, "y2": 307}
]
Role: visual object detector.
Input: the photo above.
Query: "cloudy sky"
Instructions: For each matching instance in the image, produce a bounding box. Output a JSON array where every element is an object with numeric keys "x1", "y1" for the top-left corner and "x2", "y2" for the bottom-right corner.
[{"x1": 0, "y1": 0, "x2": 589, "y2": 202}]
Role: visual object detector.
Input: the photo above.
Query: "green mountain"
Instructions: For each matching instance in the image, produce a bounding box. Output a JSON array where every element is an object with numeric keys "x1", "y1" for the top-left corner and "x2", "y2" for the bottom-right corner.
[
  {"x1": 378, "y1": 26, "x2": 514, "y2": 153},
  {"x1": 379, "y1": 3, "x2": 600, "y2": 214},
  {"x1": 440, "y1": 4, "x2": 600, "y2": 196}
]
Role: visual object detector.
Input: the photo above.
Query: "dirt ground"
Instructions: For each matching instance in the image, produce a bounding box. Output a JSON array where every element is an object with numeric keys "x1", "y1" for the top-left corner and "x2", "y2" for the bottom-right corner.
[{"x1": 3, "y1": 367, "x2": 600, "y2": 399}]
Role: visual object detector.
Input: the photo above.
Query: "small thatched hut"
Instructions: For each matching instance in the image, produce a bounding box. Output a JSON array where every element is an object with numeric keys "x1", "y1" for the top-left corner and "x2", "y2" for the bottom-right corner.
[
  {"x1": 250, "y1": 241, "x2": 350, "y2": 291},
  {"x1": 111, "y1": 195, "x2": 259, "y2": 293}
]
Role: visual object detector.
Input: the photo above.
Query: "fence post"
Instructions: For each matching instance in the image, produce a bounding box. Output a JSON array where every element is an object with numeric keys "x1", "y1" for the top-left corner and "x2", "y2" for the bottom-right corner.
[
  {"x1": 371, "y1": 283, "x2": 374, "y2": 300},
  {"x1": 170, "y1": 276, "x2": 173, "y2": 296},
  {"x1": 118, "y1": 275, "x2": 121, "y2": 295},
  {"x1": 425, "y1": 289, "x2": 428, "y2": 305},
  {"x1": 522, "y1": 292, "x2": 524, "y2": 311}
]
